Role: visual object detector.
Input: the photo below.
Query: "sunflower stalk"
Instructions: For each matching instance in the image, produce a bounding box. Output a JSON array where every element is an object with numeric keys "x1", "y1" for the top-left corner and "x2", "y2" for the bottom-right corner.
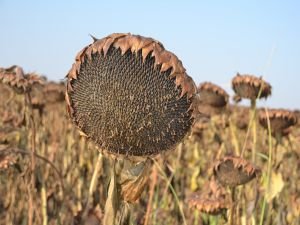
[
  {"x1": 251, "y1": 99, "x2": 257, "y2": 163},
  {"x1": 41, "y1": 182, "x2": 48, "y2": 225},
  {"x1": 259, "y1": 108, "x2": 273, "y2": 225},
  {"x1": 82, "y1": 151, "x2": 103, "y2": 220},
  {"x1": 273, "y1": 133, "x2": 282, "y2": 166},
  {"x1": 24, "y1": 91, "x2": 37, "y2": 225},
  {"x1": 229, "y1": 187, "x2": 236, "y2": 225}
]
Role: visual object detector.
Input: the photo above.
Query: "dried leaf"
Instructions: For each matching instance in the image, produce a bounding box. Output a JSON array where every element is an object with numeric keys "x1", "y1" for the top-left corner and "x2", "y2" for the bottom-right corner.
[
  {"x1": 103, "y1": 162, "x2": 118, "y2": 225},
  {"x1": 265, "y1": 172, "x2": 284, "y2": 202}
]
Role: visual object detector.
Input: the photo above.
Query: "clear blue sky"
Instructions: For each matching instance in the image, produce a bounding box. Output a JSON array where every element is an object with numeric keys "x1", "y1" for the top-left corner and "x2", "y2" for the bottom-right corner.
[{"x1": 1, "y1": 0, "x2": 299, "y2": 109}]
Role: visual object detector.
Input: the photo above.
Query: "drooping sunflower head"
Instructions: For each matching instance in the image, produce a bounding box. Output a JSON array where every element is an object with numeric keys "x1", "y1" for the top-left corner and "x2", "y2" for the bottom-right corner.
[
  {"x1": 66, "y1": 33, "x2": 197, "y2": 156},
  {"x1": 232, "y1": 73, "x2": 271, "y2": 100}
]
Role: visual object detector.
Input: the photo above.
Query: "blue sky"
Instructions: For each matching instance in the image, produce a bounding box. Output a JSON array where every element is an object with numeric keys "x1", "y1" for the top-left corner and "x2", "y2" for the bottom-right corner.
[{"x1": 0, "y1": 0, "x2": 299, "y2": 109}]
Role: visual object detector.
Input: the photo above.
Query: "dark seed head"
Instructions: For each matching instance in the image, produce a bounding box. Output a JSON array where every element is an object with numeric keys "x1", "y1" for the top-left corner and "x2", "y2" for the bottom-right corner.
[
  {"x1": 213, "y1": 156, "x2": 261, "y2": 187},
  {"x1": 232, "y1": 73, "x2": 272, "y2": 100},
  {"x1": 66, "y1": 33, "x2": 197, "y2": 156}
]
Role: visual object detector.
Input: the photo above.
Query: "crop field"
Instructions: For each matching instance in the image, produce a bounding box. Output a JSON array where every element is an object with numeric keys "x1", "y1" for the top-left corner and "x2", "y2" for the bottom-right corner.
[{"x1": 1, "y1": 38, "x2": 300, "y2": 225}]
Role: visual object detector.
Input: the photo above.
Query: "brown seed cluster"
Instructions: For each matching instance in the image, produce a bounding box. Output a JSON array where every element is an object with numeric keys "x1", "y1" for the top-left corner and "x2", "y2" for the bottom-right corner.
[
  {"x1": 0, "y1": 65, "x2": 44, "y2": 93},
  {"x1": 213, "y1": 156, "x2": 261, "y2": 187},
  {"x1": 232, "y1": 73, "x2": 272, "y2": 100},
  {"x1": 66, "y1": 33, "x2": 197, "y2": 156},
  {"x1": 258, "y1": 109, "x2": 297, "y2": 135},
  {"x1": 188, "y1": 179, "x2": 230, "y2": 214}
]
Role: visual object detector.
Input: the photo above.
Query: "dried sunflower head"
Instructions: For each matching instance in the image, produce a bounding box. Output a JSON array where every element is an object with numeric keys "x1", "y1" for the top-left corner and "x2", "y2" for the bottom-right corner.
[
  {"x1": 44, "y1": 81, "x2": 65, "y2": 104},
  {"x1": 195, "y1": 82, "x2": 229, "y2": 116},
  {"x1": 213, "y1": 156, "x2": 261, "y2": 187},
  {"x1": 188, "y1": 193, "x2": 229, "y2": 215},
  {"x1": 232, "y1": 73, "x2": 272, "y2": 100},
  {"x1": 66, "y1": 33, "x2": 197, "y2": 156},
  {"x1": 0, "y1": 65, "x2": 44, "y2": 93},
  {"x1": 198, "y1": 82, "x2": 229, "y2": 107},
  {"x1": 187, "y1": 179, "x2": 230, "y2": 215},
  {"x1": 31, "y1": 81, "x2": 65, "y2": 109},
  {"x1": 259, "y1": 109, "x2": 297, "y2": 135}
]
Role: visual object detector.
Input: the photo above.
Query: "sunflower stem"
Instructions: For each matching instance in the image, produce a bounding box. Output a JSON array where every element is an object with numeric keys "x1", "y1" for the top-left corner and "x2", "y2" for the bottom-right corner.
[
  {"x1": 82, "y1": 151, "x2": 103, "y2": 220},
  {"x1": 259, "y1": 108, "x2": 273, "y2": 225},
  {"x1": 251, "y1": 99, "x2": 257, "y2": 163},
  {"x1": 229, "y1": 116, "x2": 240, "y2": 156},
  {"x1": 24, "y1": 91, "x2": 36, "y2": 225},
  {"x1": 274, "y1": 133, "x2": 282, "y2": 167},
  {"x1": 229, "y1": 187, "x2": 236, "y2": 225},
  {"x1": 41, "y1": 182, "x2": 48, "y2": 225}
]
